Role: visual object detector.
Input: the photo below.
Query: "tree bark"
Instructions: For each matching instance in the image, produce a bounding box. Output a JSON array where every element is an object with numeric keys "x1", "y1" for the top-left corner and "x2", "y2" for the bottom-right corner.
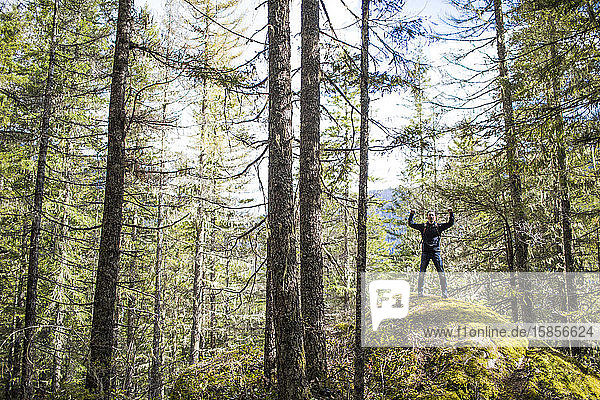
[
  {"x1": 493, "y1": 0, "x2": 534, "y2": 322},
  {"x1": 86, "y1": 0, "x2": 131, "y2": 395},
  {"x1": 268, "y1": 0, "x2": 308, "y2": 397},
  {"x1": 300, "y1": 0, "x2": 326, "y2": 389},
  {"x1": 354, "y1": 0, "x2": 369, "y2": 398},
  {"x1": 21, "y1": 1, "x2": 58, "y2": 397}
]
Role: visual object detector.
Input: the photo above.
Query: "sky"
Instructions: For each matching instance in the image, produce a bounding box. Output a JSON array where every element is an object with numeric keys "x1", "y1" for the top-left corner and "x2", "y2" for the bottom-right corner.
[{"x1": 135, "y1": 0, "x2": 468, "y2": 193}]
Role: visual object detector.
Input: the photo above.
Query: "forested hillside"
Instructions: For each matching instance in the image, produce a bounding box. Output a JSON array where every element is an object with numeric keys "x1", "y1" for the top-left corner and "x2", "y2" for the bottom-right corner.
[{"x1": 1, "y1": 0, "x2": 600, "y2": 399}]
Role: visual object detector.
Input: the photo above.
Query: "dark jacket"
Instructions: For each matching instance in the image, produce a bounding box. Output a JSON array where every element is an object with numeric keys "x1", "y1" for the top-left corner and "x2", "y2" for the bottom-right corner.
[{"x1": 408, "y1": 212, "x2": 454, "y2": 253}]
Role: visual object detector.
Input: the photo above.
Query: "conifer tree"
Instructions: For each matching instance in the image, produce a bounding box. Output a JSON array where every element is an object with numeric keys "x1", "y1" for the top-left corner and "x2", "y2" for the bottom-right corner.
[{"x1": 86, "y1": 0, "x2": 132, "y2": 395}]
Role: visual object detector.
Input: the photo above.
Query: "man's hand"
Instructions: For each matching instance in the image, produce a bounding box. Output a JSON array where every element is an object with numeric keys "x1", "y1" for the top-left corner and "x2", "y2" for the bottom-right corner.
[{"x1": 410, "y1": 209, "x2": 415, "y2": 215}]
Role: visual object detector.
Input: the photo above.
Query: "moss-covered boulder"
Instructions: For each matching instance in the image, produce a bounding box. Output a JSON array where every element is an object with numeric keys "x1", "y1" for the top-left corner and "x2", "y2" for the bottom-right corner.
[
  {"x1": 366, "y1": 294, "x2": 528, "y2": 348},
  {"x1": 170, "y1": 297, "x2": 600, "y2": 400},
  {"x1": 169, "y1": 345, "x2": 275, "y2": 400},
  {"x1": 502, "y1": 348, "x2": 600, "y2": 400},
  {"x1": 367, "y1": 344, "x2": 525, "y2": 399},
  {"x1": 364, "y1": 296, "x2": 600, "y2": 399}
]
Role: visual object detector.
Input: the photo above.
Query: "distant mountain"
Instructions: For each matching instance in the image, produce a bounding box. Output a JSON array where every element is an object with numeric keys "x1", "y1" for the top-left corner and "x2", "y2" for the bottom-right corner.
[
  {"x1": 369, "y1": 188, "x2": 405, "y2": 253},
  {"x1": 369, "y1": 188, "x2": 395, "y2": 202}
]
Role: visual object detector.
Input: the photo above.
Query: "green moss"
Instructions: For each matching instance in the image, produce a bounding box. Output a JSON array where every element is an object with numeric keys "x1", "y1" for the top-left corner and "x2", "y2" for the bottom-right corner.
[
  {"x1": 169, "y1": 345, "x2": 275, "y2": 400},
  {"x1": 170, "y1": 344, "x2": 600, "y2": 400},
  {"x1": 170, "y1": 298, "x2": 600, "y2": 400},
  {"x1": 333, "y1": 321, "x2": 353, "y2": 334},
  {"x1": 50, "y1": 383, "x2": 102, "y2": 400},
  {"x1": 521, "y1": 349, "x2": 600, "y2": 400},
  {"x1": 367, "y1": 294, "x2": 529, "y2": 349},
  {"x1": 405, "y1": 295, "x2": 508, "y2": 326},
  {"x1": 366, "y1": 346, "x2": 516, "y2": 399}
]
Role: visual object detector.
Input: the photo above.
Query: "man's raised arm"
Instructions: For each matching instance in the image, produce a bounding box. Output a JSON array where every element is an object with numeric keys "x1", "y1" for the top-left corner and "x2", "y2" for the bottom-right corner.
[
  {"x1": 440, "y1": 208, "x2": 454, "y2": 231},
  {"x1": 408, "y1": 209, "x2": 422, "y2": 231}
]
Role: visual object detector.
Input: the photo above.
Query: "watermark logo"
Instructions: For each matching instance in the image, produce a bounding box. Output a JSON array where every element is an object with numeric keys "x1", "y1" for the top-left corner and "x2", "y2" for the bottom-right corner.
[
  {"x1": 369, "y1": 280, "x2": 410, "y2": 331},
  {"x1": 363, "y1": 272, "x2": 600, "y2": 347}
]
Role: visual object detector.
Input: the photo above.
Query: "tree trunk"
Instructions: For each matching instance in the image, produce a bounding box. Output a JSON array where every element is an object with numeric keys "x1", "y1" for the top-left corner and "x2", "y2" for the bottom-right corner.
[
  {"x1": 300, "y1": 0, "x2": 326, "y2": 389},
  {"x1": 268, "y1": 0, "x2": 308, "y2": 396},
  {"x1": 354, "y1": 0, "x2": 369, "y2": 398},
  {"x1": 86, "y1": 0, "x2": 131, "y2": 395},
  {"x1": 21, "y1": 1, "x2": 58, "y2": 397},
  {"x1": 493, "y1": 0, "x2": 534, "y2": 322}
]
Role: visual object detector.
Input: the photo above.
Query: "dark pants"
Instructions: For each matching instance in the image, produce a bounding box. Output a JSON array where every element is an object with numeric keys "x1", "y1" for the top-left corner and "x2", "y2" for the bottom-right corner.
[{"x1": 418, "y1": 251, "x2": 448, "y2": 296}]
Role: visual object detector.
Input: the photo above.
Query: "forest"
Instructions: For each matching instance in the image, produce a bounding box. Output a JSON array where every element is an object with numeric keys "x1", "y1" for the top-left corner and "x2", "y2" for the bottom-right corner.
[{"x1": 1, "y1": 0, "x2": 600, "y2": 398}]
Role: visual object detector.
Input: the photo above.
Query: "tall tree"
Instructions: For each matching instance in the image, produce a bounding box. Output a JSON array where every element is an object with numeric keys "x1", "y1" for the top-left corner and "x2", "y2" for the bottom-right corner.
[
  {"x1": 20, "y1": 0, "x2": 58, "y2": 398},
  {"x1": 492, "y1": 0, "x2": 533, "y2": 322},
  {"x1": 86, "y1": 0, "x2": 132, "y2": 395},
  {"x1": 267, "y1": 0, "x2": 308, "y2": 397},
  {"x1": 546, "y1": 14, "x2": 577, "y2": 315},
  {"x1": 354, "y1": 0, "x2": 369, "y2": 398},
  {"x1": 300, "y1": 0, "x2": 326, "y2": 390}
]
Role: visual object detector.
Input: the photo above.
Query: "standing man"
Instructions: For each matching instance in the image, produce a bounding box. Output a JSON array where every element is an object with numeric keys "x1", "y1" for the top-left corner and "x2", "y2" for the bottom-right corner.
[{"x1": 408, "y1": 209, "x2": 454, "y2": 298}]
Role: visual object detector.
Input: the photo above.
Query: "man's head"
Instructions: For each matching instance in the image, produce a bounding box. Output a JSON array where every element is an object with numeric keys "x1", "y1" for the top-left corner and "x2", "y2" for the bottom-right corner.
[{"x1": 426, "y1": 210, "x2": 436, "y2": 224}]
